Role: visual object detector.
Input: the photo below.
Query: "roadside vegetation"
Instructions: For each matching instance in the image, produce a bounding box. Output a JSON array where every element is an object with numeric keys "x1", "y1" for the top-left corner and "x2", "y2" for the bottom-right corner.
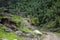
[{"x1": 0, "y1": 0, "x2": 60, "y2": 40}]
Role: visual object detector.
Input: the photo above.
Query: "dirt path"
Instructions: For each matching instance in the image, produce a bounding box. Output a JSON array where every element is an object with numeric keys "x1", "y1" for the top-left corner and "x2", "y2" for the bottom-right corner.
[{"x1": 43, "y1": 32, "x2": 60, "y2": 40}]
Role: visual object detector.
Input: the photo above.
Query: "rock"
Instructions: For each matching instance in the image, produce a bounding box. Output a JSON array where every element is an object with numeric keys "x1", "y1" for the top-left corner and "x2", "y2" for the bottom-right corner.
[
  {"x1": 21, "y1": 19, "x2": 31, "y2": 28},
  {"x1": 43, "y1": 32, "x2": 48, "y2": 35},
  {"x1": 25, "y1": 32, "x2": 34, "y2": 38},
  {"x1": 28, "y1": 25, "x2": 37, "y2": 30},
  {"x1": 15, "y1": 31, "x2": 22, "y2": 36},
  {"x1": 4, "y1": 28, "x2": 12, "y2": 32},
  {"x1": 33, "y1": 30, "x2": 42, "y2": 35}
]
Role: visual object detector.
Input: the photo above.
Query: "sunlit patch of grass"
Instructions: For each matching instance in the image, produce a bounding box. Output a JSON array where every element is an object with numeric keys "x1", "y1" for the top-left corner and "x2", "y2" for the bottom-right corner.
[
  {"x1": 10, "y1": 15, "x2": 22, "y2": 23},
  {"x1": 0, "y1": 31, "x2": 23, "y2": 40}
]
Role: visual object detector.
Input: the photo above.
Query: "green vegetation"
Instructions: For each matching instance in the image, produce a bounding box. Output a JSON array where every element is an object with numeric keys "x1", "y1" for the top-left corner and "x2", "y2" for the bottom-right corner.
[
  {"x1": 10, "y1": 15, "x2": 35, "y2": 35},
  {"x1": 0, "y1": 25, "x2": 22, "y2": 40},
  {"x1": 0, "y1": 0, "x2": 60, "y2": 40},
  {"x1": 0, "y1": 0, "x2": 60, "y2": 32},
  {"x1": 19, "y1": 25, "x2": 35, "y2": 35},
  {"x1": 0, "y1": 15, "x2": 35, "y2": 40},
  {"x1": 10, "y1": 15, "x2": 22, "y2": 23}
]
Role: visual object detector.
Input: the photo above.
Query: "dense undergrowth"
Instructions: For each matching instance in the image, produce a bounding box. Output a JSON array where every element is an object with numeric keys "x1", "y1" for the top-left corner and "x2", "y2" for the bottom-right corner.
[{"x1": 0, "y1": 0, "x2": 60, "y2": 33}]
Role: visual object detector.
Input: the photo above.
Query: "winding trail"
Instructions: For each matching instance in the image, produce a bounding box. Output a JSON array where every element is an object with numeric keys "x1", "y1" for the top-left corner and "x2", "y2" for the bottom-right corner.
[{"x1": 43, "y1": 32, "x2": 60, "y2": 40}]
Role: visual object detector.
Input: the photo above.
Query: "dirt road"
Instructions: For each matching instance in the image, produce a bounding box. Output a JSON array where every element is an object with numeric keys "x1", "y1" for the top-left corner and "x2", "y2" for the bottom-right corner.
[{"x1": 43, "y1": 32, "x2": 60, "y2": 40}]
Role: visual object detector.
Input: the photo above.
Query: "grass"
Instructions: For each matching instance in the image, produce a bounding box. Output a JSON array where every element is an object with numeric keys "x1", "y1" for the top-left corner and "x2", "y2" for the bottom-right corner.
[
  {"x1": 19, "y1": 25, "x2": 35, "y2": 35},
  {"x1": 0, "y1": 15, "x2": 36, "y2": 40},
  {"x1": 10, "y1": 15, "x2": 22, "y2": 23},
  {"x1": 0, "y1": 25, "x2": 23, "y2": 40},
  {"x1": 0, "y1": 15, "x2": 23, "y2": 40},
  {"x1": 0, "y1": 15, "x2": 22, "y2": 23}
]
